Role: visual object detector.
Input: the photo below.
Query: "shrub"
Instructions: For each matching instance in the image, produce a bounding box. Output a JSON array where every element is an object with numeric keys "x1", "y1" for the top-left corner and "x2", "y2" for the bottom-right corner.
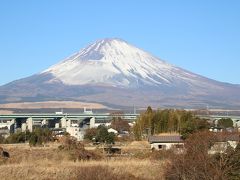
[
  {"x1": 84, "y1": 128, "x2": 97, "y2": 141},
  {"x1": 58, "y1": 136, "x2": 102, "y2": 161},
  {"x1": 164, "y1": 131, "x2": 240, "y2": 180},
  {"x1": 218, "y1": 118, "x2": 233, "y2": 128}
]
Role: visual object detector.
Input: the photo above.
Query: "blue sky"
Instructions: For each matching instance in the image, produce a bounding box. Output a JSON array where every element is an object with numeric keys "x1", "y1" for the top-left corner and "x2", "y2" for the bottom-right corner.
[{"x1": 0, "y1": 0, "x2": 239, "y2": 85}]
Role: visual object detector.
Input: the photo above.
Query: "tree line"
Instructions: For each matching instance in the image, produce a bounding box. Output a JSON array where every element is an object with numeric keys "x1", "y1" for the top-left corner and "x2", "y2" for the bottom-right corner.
[
  {"x1": 0, "y1": 128, "x2": 53, "y2": 146},
  {"x1": 133, "y1": 106, "x2": 209, "y2": 140}
]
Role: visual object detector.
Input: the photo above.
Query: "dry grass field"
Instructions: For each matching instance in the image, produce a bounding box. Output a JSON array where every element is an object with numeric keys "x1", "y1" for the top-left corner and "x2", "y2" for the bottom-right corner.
[{"x1": 0, "y1": 143, "x2": 166, "y2": 180}]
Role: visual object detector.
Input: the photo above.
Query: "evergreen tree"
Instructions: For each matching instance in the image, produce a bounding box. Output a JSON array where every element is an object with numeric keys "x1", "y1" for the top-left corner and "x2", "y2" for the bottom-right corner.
[
  {"x1": 218, "y1": 118, "x2": 233, "y2": 128},
  {"x1": 133, "y1": 107, "x2": 209, "y2": 140}
]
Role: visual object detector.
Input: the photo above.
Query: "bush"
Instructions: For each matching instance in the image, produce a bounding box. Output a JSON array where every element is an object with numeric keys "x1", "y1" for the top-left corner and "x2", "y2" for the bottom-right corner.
[
  {"x1": 28, "y1": 128, "x2": 53, "y2": 146},
  {"x1": 58, "y1": 136, "x2": 102, "y2": 161},
  {"x1": 5, "y1": 131, "x2": 28, "y2": 144},
  {"x1": 164, "y1": 131, "x2": 240, "y2": 180},
  {"x1": 0, "y1": 135, "x2": 5, "y2": 143},
  {"x1": 84, "y1": 128, "x2": 97, "y2": 141},
  {"x1": 4, "y1": 128, "x2": 53, "y2": 146},
  {"x1": 29, "y1": 133, "x2": 39, "y2": 146},
  {"x1": 218, "y1": 118, "x2": 233, "y2": 128},
  {"x1": 96, "y1": 125, "x2": 116, "y2": 144}
]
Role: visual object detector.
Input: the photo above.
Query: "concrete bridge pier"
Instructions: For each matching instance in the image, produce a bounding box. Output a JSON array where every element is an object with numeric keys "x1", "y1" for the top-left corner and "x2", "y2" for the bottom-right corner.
[
  {"x1": 60, "y1": 117, "x2": 67, "y2": 128},
  {"x1": 41, "y1": 119, "x2": 48, "y2": 127},
  {"x1": 27, "y1": 117, "x2": 33, "y2": 132},
  {"x1": 10, "y1": 119, "x2": 15, "y2": 133},
  {"x1": 67, "y1": 119, "x2": 71, "y2": 128},
  {"x1": 90, "y1": 117, "x2": 95, "y2": 128},
  {"x1": 21, "y1": 123, "x2": 27, "y2": 132}
]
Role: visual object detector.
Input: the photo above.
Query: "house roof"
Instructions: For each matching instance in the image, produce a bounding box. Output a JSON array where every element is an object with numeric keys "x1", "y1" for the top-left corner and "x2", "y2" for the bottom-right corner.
[
  {"x1": 215, "y1": 134, "x2": 240, "y2": 142},
  {"x1": 108, "y1": 128, "x2": 118, "y2": 133},
  {"x1": 148, "y1": 135, "x2": 183, "y2": 143}
]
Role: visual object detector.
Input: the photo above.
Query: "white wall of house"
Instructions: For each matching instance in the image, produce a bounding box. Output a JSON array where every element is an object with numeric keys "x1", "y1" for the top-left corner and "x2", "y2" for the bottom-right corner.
[
  {"x1": 0, "y1": 124, "x2": 9, "y2": 129},
  {"x1": 66, "y1": 126, "x2": 83, "y2": 141},
  {"x1": 228, "y1": 140, "x2": 238, "y2": 148},
  {"x1": 94, "y1": 122, "x2": 110, "y2": 127},
  {"x1": 208, "y1": 141, "x2": 239, "y2": 154},
  {"x1": 21, "y1": 123, "x2": 27, "y2": 132},
  {"x1": 0, "y1": 119, "x2": 15, "y2": 130},
  {"x1": 108, "y1": 128, "x2": 118, "y2": 134},
  {"x1": 60, "y1": 117, "x2": 67, "y2": 128},
  {"x1": 151, "y1": 142, "x2": 184, "y2": 150}
]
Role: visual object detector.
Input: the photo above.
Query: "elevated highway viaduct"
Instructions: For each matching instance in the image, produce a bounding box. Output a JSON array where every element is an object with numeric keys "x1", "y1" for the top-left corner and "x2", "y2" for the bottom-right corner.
[{"x1": 0, "y1": 113, "x2": 139, "y2": 133}]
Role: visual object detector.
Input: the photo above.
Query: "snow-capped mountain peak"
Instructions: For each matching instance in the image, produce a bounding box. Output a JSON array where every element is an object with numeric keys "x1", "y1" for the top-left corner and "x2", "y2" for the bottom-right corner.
[
  {"x1": 44, "y1": 38, "x2": 198, "y2": 87},
  {"x1": 1, "y1": 38, "x2": 240, "y2": 109}
]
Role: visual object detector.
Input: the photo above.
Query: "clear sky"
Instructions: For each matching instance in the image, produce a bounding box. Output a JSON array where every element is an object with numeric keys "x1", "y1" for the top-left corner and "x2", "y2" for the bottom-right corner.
[{"x1": 0, "y1": 0, "x2": 239, "y2": 85}]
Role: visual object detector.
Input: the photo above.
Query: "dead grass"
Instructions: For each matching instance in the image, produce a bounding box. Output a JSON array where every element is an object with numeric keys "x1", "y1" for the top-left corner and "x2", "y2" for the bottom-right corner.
[{"x1": 0, "y1": 143, "x2": 165, "y2": 180}]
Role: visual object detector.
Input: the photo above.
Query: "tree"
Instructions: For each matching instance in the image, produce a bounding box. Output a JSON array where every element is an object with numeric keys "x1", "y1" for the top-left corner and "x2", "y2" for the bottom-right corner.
[
  {"x1": 5, "y1": 131, "x2": 27, "y2": 144},
  {"x1": 96, "y1": 125, "x2": 109, "y2": 143},
  {"x1": 3, "y1": 128, "x2": 53, "y2": 146},
  {"x1": 164, "y1": 131, "x2": 240, "y2": 180},
  {"x1": 111, "y1": 118, "x2": 130, "y2": 132},
  {"x1": 218, "y1": 118, "x2": 233, "y2": 128},
  {"x1": 146, "y1": 106, "x2": 153, "y2": 114},
  {"x1": 0, "y1": 135, "x2": 5, "y2": 143},
  {"x1": 29, "y1": 133, "x2": 38, "y2": 146},
  {"x1": 133, "y1": 107, "x2": 209, "y2": 140},
  {"x1": 95, "y1": 125, "x2": 115, "y2": 144},
  {"x1": 84, "y1": 128, "x2": 97, "y2": 141},
  {"x1": 105, "y1": 132, "x2": 115, "y2": 144},
  {"x1": 214, "y1": 142, "x2": 240, "y2": 180}
]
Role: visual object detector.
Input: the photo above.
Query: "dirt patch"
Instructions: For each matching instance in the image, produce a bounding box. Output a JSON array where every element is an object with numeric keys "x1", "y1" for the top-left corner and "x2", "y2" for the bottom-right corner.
[{"x1": 0, "y1": 101, "x2": 108, "y2": 109}]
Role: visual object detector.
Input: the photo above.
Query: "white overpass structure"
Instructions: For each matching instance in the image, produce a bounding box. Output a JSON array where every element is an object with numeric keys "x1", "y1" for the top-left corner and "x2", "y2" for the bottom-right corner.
[{"x1": 0, "y1": 112, "x2": 139, "y2": 133}]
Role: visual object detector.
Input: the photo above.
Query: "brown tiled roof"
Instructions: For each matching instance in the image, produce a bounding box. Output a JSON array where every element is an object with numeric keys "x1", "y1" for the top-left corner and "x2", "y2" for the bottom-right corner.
[
  {"x1": 215, "y1": 134, "x2": 239, "y2": 142},
  {"x1": 148, "y1": 135, "x2": 183, "y2": 143}
]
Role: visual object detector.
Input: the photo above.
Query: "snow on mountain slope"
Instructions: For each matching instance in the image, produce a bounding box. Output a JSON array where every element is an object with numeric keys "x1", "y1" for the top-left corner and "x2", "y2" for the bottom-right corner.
[
  {"x1": 43, "y1": 38, "x2": 204, "y2": 88},
  {"x1": 1, "y1": 38, "x2": 239, "y2": 108}
]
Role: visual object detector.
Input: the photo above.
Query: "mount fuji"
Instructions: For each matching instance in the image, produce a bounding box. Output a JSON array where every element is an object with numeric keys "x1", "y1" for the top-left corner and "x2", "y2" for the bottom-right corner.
[{"x1": 0, "y1": 38, "x2": 240, "y2": 109}]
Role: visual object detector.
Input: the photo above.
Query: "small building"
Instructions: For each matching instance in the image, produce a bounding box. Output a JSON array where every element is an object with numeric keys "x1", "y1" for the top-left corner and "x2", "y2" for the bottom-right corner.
[
  {"x1": 208, "y1": 134, "x2": 240, "y2": 154},
  {"x1": 209, "y1": 126, "x2": 223, "y2": 132},
  {"x1": 108, "y1": 128, "x2": 118, "y2": 134},
  {"x1": 148, "y1": 135, "x2": 184, "y2": 150},
  {"x1": 66, "y1": 126, "x2": 84, "y2": 141},
  {"x1": 0, "y1": 126, "x2": 10, "y2": 138},
  {"x1": 52, "y1": 128, "x2": 65, "y2": 138}
]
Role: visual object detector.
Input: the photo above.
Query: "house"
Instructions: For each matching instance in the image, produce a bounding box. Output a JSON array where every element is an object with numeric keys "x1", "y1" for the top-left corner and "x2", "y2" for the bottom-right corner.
[
  {"x1": 209, "y1": 126, "x2": 223, "y2": 132},
  {"x1": 66, "y1": 126, "x2": 84, "y2": 141},
  {"x1": 118, "y1": 130, "x2": 129, "y2": 137},
  {"x1": 0, "y1": 126, "x2": 10, "y2": 138},
  {"x1": 108, "y1": 128, "x2": 118, "y2": 134},
  {"x1": 148, "y1": 134, "x2": 184, "y2": 151},
  {"x1": 208, "y1": 134, "x2": 239, "y2": 154},
  {"x1": 52, "y1": 128, "x2": 65, "y2": 139}
]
